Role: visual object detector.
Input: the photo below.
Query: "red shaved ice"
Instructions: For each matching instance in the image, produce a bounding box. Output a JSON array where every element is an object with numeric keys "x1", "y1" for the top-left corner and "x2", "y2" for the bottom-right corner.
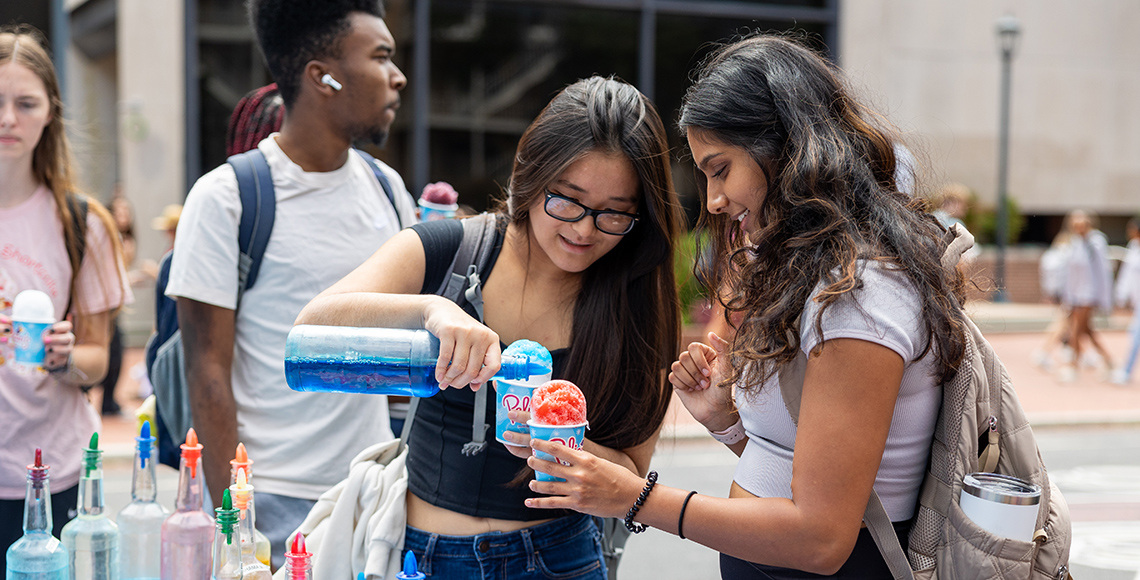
[{"x1": 531, "y1": 380, "x2": 587, "y2": 425}]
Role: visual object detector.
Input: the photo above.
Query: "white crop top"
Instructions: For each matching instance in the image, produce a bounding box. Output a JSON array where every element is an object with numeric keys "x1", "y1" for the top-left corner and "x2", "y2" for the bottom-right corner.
[{"x1": 733, "y1": 261, "x2": 941, "y2": 522}]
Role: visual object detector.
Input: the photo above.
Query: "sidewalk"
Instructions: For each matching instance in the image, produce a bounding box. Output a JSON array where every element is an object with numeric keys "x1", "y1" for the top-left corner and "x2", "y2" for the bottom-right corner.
[{"x1": 96, "y1": 302, "x2": 1140, "y2": 458}]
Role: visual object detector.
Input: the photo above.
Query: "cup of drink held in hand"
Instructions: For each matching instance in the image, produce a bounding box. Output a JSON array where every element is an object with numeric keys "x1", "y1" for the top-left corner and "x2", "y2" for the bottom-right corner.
[
  {"x1": 527, "y1": 380, "x2": 588, "y2": 483},
  {"x1": 495, "y1": 340, "x2": 553, "y2": 446},
  {"x1": 11, "y1": 290, "x2": 55, "y2": 368},
  {"x1": 959, "y1": 472, "x2": 1041, "y2": 541}
]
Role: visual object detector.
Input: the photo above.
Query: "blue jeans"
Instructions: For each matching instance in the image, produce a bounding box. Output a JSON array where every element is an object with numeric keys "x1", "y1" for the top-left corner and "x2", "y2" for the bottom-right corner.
[
  {"x1": 404, "y1": 514, "x2": 607, "y2": 580},
  {"x1": 1124, "y1": 310, "x2": 1140, "y2": 378}
]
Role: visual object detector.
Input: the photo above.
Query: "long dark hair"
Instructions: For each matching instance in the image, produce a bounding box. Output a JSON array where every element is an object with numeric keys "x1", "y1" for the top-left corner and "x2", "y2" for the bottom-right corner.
[
  {"x1": 503, "y1": 76, "x2": 682, "y2": 449},
  {"x1": 679, "y1": 35, "x2": 966, "y2": 389}
]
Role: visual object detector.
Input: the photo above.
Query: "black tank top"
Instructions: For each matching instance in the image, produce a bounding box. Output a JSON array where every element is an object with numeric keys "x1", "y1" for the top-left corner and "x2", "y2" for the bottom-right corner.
[{"x1": 407, "y1": 218, "x2": 572, "y2": 520}]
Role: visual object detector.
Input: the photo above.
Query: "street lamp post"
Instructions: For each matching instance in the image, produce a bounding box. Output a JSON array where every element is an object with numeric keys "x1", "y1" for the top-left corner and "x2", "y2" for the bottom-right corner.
[{"x1": 993, "y1": 15, "x2": 1020, "y2": 302}]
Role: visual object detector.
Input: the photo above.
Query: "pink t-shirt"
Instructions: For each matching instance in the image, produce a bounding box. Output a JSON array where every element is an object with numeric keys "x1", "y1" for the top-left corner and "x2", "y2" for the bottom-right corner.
[{"x1": 0, "y1": 186, "x2": 131, "y2": 498}]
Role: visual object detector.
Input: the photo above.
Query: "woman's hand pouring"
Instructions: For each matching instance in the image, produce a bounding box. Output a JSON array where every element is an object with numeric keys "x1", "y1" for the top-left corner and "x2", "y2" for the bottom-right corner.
[{"x1": 422, "y1": 296, "x2": 501, "y2": 390}]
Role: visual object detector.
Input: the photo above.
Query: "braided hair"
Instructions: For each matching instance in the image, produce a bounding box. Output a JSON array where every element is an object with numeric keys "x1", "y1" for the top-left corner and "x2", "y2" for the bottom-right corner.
[{"x1": 226, "y1": 83, "x2": 285, "y2": 156}]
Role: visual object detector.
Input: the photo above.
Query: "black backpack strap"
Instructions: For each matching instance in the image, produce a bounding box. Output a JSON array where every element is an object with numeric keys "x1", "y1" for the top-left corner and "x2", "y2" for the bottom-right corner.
[
  {"x1": 353, "y1": 148, "x2": 403, "y2": 229},
  {"x1": 227, "y1": 150, "x2": 276, "y2": 294},
  {"x1": 430, "y1": 213, "x2": 501, "y2": 455},
  {"x1": 63, "y1": 194, "x2": 89, "y2": 317}
]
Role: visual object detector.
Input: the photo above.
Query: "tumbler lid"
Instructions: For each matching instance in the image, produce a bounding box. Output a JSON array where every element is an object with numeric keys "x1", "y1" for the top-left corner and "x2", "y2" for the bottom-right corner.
[{"x1": 963, "y1": 472, "x2": 1041, "y2": 506}]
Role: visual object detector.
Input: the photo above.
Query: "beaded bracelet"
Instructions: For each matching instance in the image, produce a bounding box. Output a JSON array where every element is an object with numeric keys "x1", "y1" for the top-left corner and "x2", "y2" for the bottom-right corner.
[{"x1": 624, "y1": 470, "x2": 658, "y2": 534}]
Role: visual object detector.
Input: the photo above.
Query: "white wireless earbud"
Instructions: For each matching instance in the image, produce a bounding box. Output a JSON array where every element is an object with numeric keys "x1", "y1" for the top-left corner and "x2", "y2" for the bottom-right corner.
[{"x1": 321, "y1": 73, "x2": 343, "y2": 91}]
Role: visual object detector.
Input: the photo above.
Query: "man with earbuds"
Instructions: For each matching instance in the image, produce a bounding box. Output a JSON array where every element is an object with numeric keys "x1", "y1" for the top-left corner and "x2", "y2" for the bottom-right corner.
[{"x1": 166, "y1": 0, "x2": 417, "y2": 566}]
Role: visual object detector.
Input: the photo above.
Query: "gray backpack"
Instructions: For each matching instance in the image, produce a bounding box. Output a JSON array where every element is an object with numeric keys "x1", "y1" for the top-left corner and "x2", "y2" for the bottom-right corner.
[{"x1": 778, "y1": 225, "x2": 1072, "y2": 579}]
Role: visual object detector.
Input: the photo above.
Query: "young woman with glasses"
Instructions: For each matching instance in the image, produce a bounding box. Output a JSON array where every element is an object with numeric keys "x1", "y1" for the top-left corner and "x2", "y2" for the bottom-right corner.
[{"x1": 296, "y1": 75, "x2": 683, "y2": 579}]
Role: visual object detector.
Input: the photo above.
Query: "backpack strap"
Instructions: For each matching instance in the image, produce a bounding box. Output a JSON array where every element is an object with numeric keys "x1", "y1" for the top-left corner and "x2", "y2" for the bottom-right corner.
[
  {"x1": 433, "y1": 213, "x2": 501, "y2": 456},
  {"x1": 62, "y1": 194, "x2": 89, "y2": 318},
  {"x1": 395, "y1": 396, "x2": 421, "y2": 455},
  {"x1": 227, "y1": 150, "x2": 277, "y2": 295},
  {"x1": 353, "y1": 149, "x2": 403, "y2": 229}
]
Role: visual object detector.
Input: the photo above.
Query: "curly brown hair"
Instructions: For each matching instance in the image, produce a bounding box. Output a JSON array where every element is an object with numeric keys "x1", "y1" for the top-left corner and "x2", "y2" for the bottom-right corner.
[{"x1": 679, "y1": 35, "x2": 967, "y2": 391}]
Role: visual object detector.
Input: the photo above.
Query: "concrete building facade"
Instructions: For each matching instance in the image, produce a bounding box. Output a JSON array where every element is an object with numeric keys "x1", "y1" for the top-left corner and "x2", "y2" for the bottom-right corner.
[{"x1": 4, "y1": 0, "x2": 1138, "y2": 317}]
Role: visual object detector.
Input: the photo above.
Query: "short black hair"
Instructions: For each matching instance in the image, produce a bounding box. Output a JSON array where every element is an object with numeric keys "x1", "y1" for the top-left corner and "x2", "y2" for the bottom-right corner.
[{"x1": 249, "y1": 0, "x2": 385, "y2": 108}]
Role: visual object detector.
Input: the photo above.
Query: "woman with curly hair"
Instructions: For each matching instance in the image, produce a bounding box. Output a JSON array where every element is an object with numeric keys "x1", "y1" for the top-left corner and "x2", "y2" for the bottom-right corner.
[{"x1": 524, "y1": 35, "x2": 969, "y2": 579}]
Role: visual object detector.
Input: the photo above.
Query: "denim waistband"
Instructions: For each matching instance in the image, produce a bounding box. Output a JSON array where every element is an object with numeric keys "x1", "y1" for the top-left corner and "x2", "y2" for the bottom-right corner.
[{"x1": 405, "y1": 514, "x2": 599, "y2": 574}]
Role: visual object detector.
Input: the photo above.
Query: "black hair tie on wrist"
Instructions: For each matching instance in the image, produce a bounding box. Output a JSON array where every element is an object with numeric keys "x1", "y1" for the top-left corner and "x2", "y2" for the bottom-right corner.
[
  {"x1": 678, "y1": 490, "x2": 698, "y2": 540},
  {"x1": 624, "y1": 470, "x2": 658, "y2": 534}
]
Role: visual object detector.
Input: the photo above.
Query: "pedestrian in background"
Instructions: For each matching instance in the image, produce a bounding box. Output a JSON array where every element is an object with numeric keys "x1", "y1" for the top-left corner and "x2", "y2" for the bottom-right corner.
[
  {"x1": 1033, "y1": 215, "x2": 1074, "y2": 372},
  {"x1": 226, "y1": 83, "x2": 284, "y2": 157},
  {"x1": 1113, "y1": 216, "x2": 1140, "y2": 385},
  {"x1": 1057, "y1": 209, "x2": 1114, "y2": 382},
  {"x1": 165, "y1": 0, "x2": 417, "y2": 566},
  {"x1": 0, "y1": 25, "x2": 130, "y2": 567},
  {"x1": 524, "y1": 35, "x2": 968, "y2": 578},
  {"x1": 97, "y1": 192, "x2": 136, "y2": 416}
]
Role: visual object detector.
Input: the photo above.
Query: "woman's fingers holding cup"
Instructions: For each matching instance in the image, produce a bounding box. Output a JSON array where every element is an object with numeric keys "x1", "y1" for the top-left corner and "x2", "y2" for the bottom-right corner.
[
  {"x1": 507, "y1": 409, "x2": 532, "y2": 424},
  {"x1": 44, "y1": 323, "x2": 75, "y2": 354},
  {"x1": 500, "y1": 430, "x2": 533, "y2": 458}
]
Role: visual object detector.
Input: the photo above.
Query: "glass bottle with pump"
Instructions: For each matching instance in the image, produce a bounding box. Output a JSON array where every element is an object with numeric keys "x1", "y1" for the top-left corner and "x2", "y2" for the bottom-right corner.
[
  {"x1": 227, "y1": 470, "x2": 270, "y2": 579},
  {"x1": 117, "y1": 421, "x2": 169, "y2": 579},
  {"x1": 283, "y1": 532, "x2": 311, "y2": 580},
  {"x1": 5, "y1": 448, "x2": 68, "y2": 580},
  {"x1": 228, "y1": 443, "x2": 270, "y2": 566},
  {"x1": 160, "y1": 428, "x2": 213, "y2": 579},
  {"x1": 210, "y1": 490, "x2": 241, "y2": 580},
  {"x1": 61, "y1": 433, "x2": 119, "y2": 580}
]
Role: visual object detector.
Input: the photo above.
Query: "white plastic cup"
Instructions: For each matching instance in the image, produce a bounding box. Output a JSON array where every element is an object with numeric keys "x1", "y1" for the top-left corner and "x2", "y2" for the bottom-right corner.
[
  {"x1": 11, "y1": 290, "x2": 56, "y2": 367},
  {"x1": 527, "y1": 420, "x2": 587, "y2": 482},
  {"x1": 959, "y1": 472, "x2": 1041, "y2": 541}
]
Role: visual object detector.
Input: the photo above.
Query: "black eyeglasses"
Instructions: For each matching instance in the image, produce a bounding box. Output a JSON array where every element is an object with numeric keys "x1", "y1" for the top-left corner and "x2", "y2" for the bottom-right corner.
[{"x1": 543, "y1": 191, "x2": 639, "y2": 236}]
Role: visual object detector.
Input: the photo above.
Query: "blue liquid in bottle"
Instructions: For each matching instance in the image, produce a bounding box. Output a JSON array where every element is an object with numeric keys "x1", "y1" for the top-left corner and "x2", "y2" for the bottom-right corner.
[{"x1": 284, "y1": 326, "x2": 551, "y2": 397}]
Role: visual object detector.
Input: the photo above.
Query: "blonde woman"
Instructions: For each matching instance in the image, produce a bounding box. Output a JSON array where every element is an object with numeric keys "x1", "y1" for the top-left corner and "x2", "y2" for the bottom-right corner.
[{"x1": 0, "y1": 25, "x2": 130, "y2": 561}]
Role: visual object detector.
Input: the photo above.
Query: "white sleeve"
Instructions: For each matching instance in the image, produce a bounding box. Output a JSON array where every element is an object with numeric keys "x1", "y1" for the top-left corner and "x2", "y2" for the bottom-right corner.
[
  {"x1": 800, "y1": 262, "x2": 924, "y2": 363},
  {"x1": 165, "y1": 165, "x2": 243, "y2": 309}
]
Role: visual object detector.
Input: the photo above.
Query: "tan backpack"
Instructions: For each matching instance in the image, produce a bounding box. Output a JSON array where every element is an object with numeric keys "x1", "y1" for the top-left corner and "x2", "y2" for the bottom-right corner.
[{"x1": 778, "y1": 225, "x2": 1072, "y2": 579}]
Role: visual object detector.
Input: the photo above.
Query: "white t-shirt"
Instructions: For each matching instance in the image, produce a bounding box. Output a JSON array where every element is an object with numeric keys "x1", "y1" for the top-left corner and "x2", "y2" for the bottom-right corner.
[
  {"x1": 166, "y1": 136, "x2": 418, "y2": 499},
  {"x1": 733, "y1": 261, "x2": 941, "y2": 522}
]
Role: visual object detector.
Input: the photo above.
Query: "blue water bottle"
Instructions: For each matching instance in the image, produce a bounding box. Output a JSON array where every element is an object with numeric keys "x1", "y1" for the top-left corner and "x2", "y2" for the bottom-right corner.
[{"x1": 284, "y1": 325, "x2": 552, "y2": 397}]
